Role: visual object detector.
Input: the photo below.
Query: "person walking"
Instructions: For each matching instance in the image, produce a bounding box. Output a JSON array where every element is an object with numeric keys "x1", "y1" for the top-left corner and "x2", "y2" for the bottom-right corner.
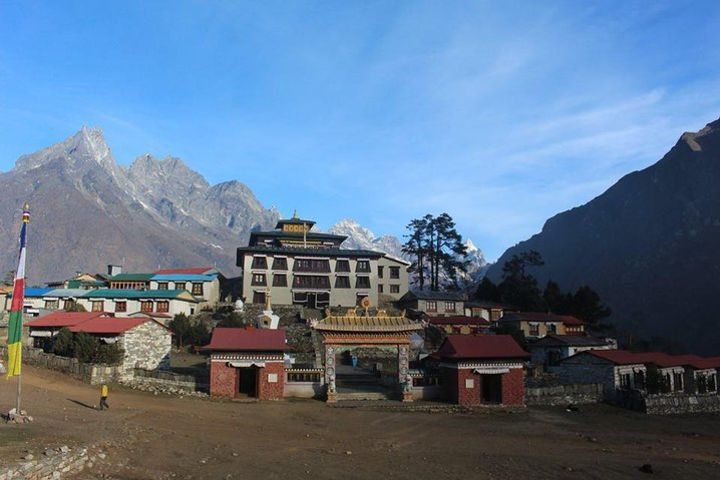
[{"x1": 99, "y1": 384, "x2": 110, "y2": 411}]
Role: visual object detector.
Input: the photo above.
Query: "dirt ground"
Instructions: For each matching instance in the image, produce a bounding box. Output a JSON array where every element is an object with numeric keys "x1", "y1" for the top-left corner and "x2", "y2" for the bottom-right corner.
[{"x1": 1, "y1": 366, "x2": 719, "y2": 480}]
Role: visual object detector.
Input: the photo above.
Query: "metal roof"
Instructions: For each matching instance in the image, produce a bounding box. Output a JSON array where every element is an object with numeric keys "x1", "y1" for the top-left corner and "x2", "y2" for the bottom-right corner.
[
  {"x1": 81, "y1": 289, "x2": 199, "y2": 302},
  {"x1": 151, "y1": 274, "x2": 216, "y2": 282},
  {"x1": 314, "y1": 312, "x2": 422, "y2": 333}
]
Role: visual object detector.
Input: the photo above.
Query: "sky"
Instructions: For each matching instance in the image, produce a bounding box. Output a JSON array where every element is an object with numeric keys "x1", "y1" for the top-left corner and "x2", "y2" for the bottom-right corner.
[{"x1": 1, "y1": 1, "x2": 720, "y2": 261}]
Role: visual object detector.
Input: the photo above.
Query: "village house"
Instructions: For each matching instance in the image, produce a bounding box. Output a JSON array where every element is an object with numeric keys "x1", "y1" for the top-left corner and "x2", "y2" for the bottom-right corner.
[
  {"x1": 498, "y1": 312, "x2": 586, "y2": 339},
  {"x1": 528, "y1": 334, "x2": 617, "y2": 367},
  {"x1": 426, "y1": 315, "x2": 491, "y2": 335},
  {"x1": 428, "y1": 335, "x2": 529, "y2": 407},
  {"x1": 553, "y1": 350, "x2": 648, "y2": 401},
  {"x1": 236, "y1": 214, "x2": 409, "y2": 309},
  {"x1": 25, "y1": 311, "x2": 114, "y2": 350},
  {"x1": 463, "y1": 300, "x2": 511, "y2": 322},
  {"x1": 76, "y1": 289, "x2": 199, "y2": 317},
  {"x1": 398, "y1": 291, "x2": 465, "y2": 318},
  {"x1": 150, "y1": 267, "x2": 223, "y2": 307},
  {"x1": 205, "y1": 327, "x2": 287, "y2": 400},
  {"x1": 670, "y1": 355, "x2": 720, "y2": 394},
  {"x1": 26, "y1": 312, "x2": 172, "y2": 378}
]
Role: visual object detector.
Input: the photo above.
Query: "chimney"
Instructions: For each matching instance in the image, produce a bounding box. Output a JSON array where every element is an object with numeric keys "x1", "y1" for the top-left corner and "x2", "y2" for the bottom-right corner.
[{"x1": 108, "y1": 264, "x2": 122, "y2": 276}]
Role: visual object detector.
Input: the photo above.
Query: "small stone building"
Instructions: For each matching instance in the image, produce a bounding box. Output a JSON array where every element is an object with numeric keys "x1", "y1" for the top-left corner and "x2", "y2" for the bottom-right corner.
[
  {"x1": 205, "y1": 327, "x2": 287, "y2": 400},
  {"x1": 26, "y1": 312, "x2": 172, "y2": 379},
  {"x1": 430, "y1": 335, "x2": 529, "y2": 407},
  {"x1": 554, "y1": 350, "x2": 648, "y2": 400},
  {"x1": 529, "y1": 334, "x2": 617, "y2": 367},
  {"x1": 68, "y1": 316, "x2": 172, "y2": 377},
  {"x1": 398, "y1": 291, "x2": 465, "y2": 318}
]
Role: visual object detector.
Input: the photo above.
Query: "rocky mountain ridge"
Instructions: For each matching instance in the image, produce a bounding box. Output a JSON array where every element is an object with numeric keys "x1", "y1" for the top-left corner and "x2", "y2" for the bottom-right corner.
[
  {"x1": 0, "y1": 127, "x2": 278, "y2": 282},
  {"x1": 487, "y1": 117, "x2": 720, "y2": 355}
]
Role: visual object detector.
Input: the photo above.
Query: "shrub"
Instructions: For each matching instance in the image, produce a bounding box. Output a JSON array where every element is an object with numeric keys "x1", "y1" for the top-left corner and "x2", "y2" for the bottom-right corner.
[{"x1": 52, "y1": 327, "x2": 75, "y2": 357}]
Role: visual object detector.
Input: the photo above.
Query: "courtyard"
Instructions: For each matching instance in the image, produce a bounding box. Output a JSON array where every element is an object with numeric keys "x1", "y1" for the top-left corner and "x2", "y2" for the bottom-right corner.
[{"x1": 0, "y1": 366, "x2": 719, "y2": 479}]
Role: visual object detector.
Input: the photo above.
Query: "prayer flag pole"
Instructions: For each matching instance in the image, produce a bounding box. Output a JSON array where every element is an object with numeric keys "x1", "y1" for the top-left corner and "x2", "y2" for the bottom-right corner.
[{"x1": 6, "y1": 203, "x2": 30, "y2": 415}]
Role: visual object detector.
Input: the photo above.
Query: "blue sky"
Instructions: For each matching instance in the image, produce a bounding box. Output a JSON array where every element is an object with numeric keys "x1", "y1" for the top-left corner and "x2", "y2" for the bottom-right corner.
[{"x1": 1, "y1": 1, "x2": 720, "y2": 260}]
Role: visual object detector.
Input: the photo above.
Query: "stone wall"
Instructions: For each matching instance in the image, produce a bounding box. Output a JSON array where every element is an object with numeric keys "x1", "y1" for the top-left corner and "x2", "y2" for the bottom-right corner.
[
  {"x1": 0, "y1": 445, "x2": 103, "y2": 480},
  {"x1": 120, "y1": 321, "x2": 172, "y2": 378},
  {"x1": 123, "y1": 368, "x2": 208, "y2": 395},
  {"x1": 617, "y1": 390, "x2": 720, "y2": 415},
  {"x1": 525, "y1": 383, "x2": 604, "y2": 406},
  {"x1": 0, "y1": 346, "x2": 121, "y2": 385}
]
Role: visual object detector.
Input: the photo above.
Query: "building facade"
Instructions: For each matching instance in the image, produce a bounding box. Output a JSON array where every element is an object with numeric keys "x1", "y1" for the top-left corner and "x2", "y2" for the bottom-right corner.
[
  {"x1": 205, "y1": 327, "x2": 287, "y2": 400},
  {"x1": 429, "y1": 335, "x2": 529, "y2": 407},
  {"x1": 397, "y1": 291, "x2": 465, "y2": 318},
  {"x1": 237, "y1": 215, "x2": 409, "y2": 308}
]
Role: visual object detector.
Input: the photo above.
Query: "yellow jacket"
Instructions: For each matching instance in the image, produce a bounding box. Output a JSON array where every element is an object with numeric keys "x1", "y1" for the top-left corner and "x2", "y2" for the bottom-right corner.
[{"x1": 101, "y1": 385, "x2": 108, "y2": 397}]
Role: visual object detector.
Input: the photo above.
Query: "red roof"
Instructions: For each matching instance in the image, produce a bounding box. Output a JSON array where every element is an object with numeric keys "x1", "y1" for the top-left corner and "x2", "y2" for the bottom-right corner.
[
  {"x1": 204, "y1": 327, "x2": 286, "y2": 352},
  {"x1": 69, "y1": 317, "x2": 151, "y2": 334},
  {"x1": 26, "y1": 312, "x2": 112, "y2": 328},
  {"x1": 435, "y1": 335, "x2": 529, "y2": 360},
  {"x1": 427, "y1": 316, "x2": 490, "y2": 326},
  {"x1": 581, "y1": 349, "x2": 646, "y2": 365},
  {"x1": 558, "y1": 315, "x2": 585, "y2": 326},
  {"x1": 154, "y1": 267, "x2": 214, "y2": 275},
  {"x1": 582, "y1": 350, "x2": 714, "y2": 368}
]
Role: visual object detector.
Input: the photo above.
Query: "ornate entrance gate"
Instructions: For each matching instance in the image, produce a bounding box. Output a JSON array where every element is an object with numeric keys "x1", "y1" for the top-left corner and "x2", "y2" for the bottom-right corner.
[{"x1": 312, "y1": 308, "x2": 421, "y2": 403}]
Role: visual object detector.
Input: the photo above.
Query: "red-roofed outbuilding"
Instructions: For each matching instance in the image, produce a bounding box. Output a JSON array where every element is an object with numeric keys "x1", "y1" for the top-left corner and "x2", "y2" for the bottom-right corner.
[
  {"x1": 204, "y1": 327, "x2": 287, "y2": 400},
  {"x1": 431, "y1": 335, "x2": 529, "y2": 407}
]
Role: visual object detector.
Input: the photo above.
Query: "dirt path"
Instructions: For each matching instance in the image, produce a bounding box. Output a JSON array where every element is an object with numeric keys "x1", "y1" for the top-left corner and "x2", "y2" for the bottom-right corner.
[{"x1": 1, "y1": 366, "x2": 719, "y2": 479}]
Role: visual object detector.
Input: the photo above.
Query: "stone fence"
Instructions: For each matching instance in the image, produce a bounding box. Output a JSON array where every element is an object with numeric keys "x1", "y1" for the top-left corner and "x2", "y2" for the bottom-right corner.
[
  {"x1": 0, "y1": 346, "x2": 120, "y2": 385},
  {"x1": 0, "y1": 445, "x2": 103, "y2": 480},
  {"x1": 618, "y1": 389, "x2": 720, "y2": 414},
  {"x1": 525, "y1": 383, "x2": 604, "y2": 406},
  {"x1": 123, "y1": 368, "x2": 209, "y2": 395}
]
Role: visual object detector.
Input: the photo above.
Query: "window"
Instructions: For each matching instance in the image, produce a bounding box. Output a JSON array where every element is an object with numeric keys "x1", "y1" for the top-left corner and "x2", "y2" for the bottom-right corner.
[
  {"x1": 293, "y1": 276, "x2": 330, "y2": 289},
  {"x1": 44, "y1": 299, "x2": 59, "y2": 310},
  {"x1": 251, "y1": 274, "x2": 266, "y2": 286},
  {"x1": 91, "y1": 301, "x2": 104, "y2": 312},
  {"x1": 426, "y1": 301, "x2": 437, "y2": 312},
  {"x1": 620, "y1": 373, "x2": 631, "y2": 389},
  {"x1": 390, "y1": 267, "x2": 400, "y2": 279},
  {"x1": 390, "y1": 284, "x2": 400, "y2": 294},
  {"x1": 378, "y1": 266, "x2": 384, "y2": 278},
  {"x1": 253, "y1": 291, "x2": 266, "y2": 305},
  {"x1": 356, "y1": 276, "x2": 371, "y2": 289},
  {"x1": 141, "y1": 301, "x2": 153, "y2": 313},
  {"x1": 273, "y1": 274, "x2": 288, "y2": 287},
  {"x1": 158, "y1": 282, "x2": 168, "y2": 290},
  {"x1": 673, "y1": 371, "x2": 684, "y2": 392},
  {"x1": 294, "y1": 259, "x2": 331, "y2": 273},
  {"x1": 377, "y1": 284, "x2": 384, "y2": 293},
  {"x1": 115, "y1": 301, "x2": 127, "y2": 313},
  {"x1": 356, "y1": 260, "x2": 371, "y2": 273},
  {"x1": 335, "y1": 260, "x2": 350, "y2": 272},
  {"x1": 175, "y1": 282, "x2": 187, "y2": 291},
  {"x1": 272, "y1": 257, "x2": 288, "y2": 270},
  {"x1": 251, "y1": 256, "x2": 268, "y2": 269},
  {"x1": 445, "y1": 301, "x2": 456, "y2": 313},
  {"x1": 335, "y1": 276, "x2": 351, "y2": 289},
  {"x1": 529, "y1": 324, "x2": 540, "y2": 336},
  {"x1": 156, "y1": 301, "x2": 169, "y2": 313},
  {"x1": 634, "y1": 370, "x2": 646, "y2": 390},
  {"x1": 192, "y1": 282, "x2": 204, "y2": 295}
]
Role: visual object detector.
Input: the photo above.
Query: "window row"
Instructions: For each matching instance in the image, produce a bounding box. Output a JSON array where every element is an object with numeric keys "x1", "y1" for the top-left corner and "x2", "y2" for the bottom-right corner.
[
  {"x1": 156, "y1": 282, "x2": 204, "y2": 296},
  {"x1": 43, "y1": 299, "x2": 170, "y2": 313},
  {"x1": 251, "y1": 273, "x2": 372, "y2": 289},
  {"x1": 377, "y1": 284, "x2": 401, "y2": 294},
  {"x1": 250, "y1": 256, "x2": 373, "y2": 273},
  {"x1": 425, "y1": 301, "x2": 456, "y2": 313}
]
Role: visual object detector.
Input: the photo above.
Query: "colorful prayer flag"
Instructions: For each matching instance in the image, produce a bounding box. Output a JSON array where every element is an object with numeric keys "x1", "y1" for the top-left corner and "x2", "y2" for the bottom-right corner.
[{"x1": 6, "y1": 204, "x2": 29, "y2": 378}]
